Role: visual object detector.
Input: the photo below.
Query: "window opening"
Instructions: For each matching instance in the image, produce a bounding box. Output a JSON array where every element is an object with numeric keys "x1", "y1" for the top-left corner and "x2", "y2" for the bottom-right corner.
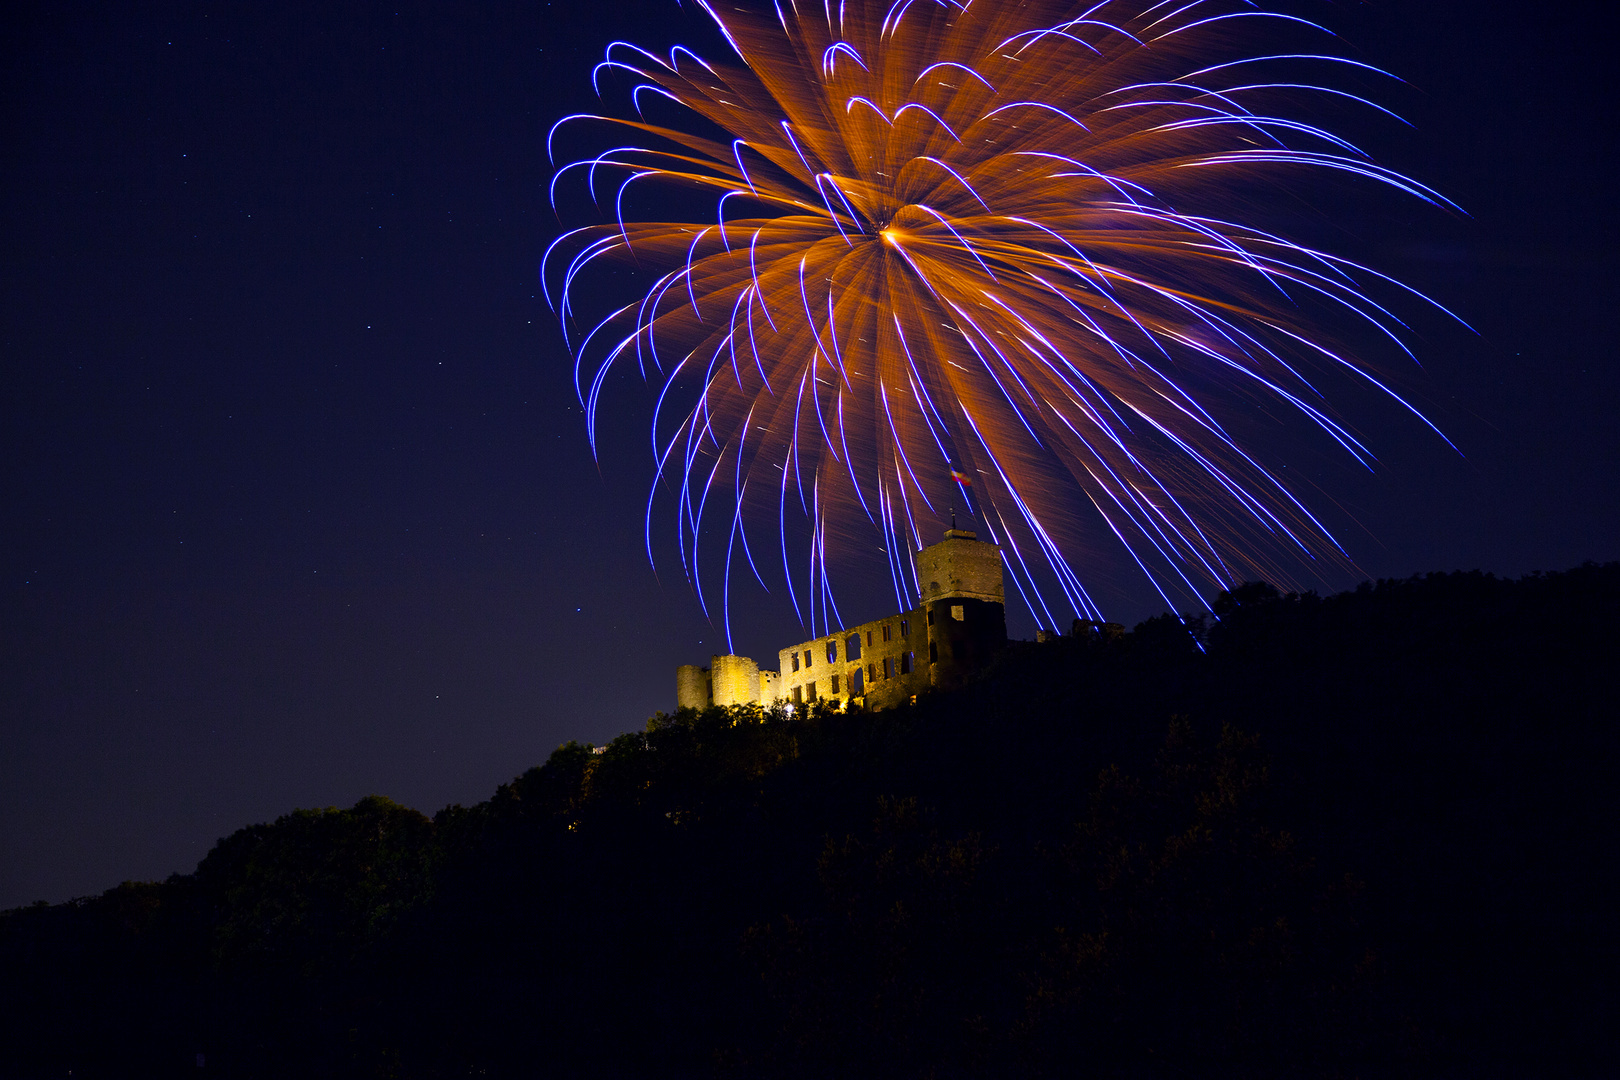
[
  {"x1": 847, "y1": 634, "x2": 861, "y2": 660},
  {"x1": 791, "y1": 651, "x2": 799, "y2": 672},
  {"x1": 827, "y1": 640, "x2": 837, "y2": 663},
  {"x1": 807, "y1": 681, "x2": 817, "y2": 700},
  {"x1": 830, "y1": 674, "x2": 840, "y2": 694},
  {"x1": 901, "y1": 651, "x2": 913, "y2": 675},
  {"x1": 951, "y1": 604, "x2": 965, "y2": 621}
]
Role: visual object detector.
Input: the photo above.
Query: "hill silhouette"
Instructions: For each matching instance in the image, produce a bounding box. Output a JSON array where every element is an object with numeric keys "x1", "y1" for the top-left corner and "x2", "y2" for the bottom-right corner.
[{"x1": 3, "y1": 565, "x2": 1616, "y2": 1078}]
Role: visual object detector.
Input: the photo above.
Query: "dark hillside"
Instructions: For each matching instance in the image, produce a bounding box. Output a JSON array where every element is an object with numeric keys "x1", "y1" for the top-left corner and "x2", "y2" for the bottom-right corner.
[{"x1": 3, "y1": 565, "x2": 1615, "y2": 1078}]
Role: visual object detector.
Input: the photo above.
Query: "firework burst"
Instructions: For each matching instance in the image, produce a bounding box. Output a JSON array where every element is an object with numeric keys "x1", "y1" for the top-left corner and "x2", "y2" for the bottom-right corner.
[{"x1": 544, "y1": 0, "x2": 1462, "y2": 644}]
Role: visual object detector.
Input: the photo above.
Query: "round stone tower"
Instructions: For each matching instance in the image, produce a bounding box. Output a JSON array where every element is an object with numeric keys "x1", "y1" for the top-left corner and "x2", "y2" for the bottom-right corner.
[
  {"x1": 710, "y1": 654, "x2": 763, "y2": 707},
  {"x1": 914, "y1": 528, "x2": 1004, "y2": 604},
  {"x1": 916, "y1": 527, "x2": 1008, "y2": 690},
  {"x1": 675, "y1": 664, "x2": 711, "y2": 711}
]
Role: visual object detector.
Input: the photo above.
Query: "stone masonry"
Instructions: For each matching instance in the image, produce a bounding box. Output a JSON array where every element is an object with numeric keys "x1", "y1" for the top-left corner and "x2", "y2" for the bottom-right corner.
[{"x1": 676, "y1": 529, "x2": 1008, "y2": 712}]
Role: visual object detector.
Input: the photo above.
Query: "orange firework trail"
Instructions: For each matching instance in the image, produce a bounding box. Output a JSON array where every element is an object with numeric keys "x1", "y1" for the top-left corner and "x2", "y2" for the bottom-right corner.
[{"x1": 543, "y1": 0, "x2": 1463, "y2": 645}]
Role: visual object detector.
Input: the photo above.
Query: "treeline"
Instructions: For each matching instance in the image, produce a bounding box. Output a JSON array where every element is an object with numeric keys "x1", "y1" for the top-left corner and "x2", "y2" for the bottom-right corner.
[{"x1": 3, "y1": 565, "x2": 1616, "y2": 1078}]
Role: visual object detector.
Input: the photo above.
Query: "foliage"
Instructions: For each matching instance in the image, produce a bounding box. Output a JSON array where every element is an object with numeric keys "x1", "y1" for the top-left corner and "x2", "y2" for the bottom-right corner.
[{"x1": 2, "y1": 564, "x2": 1616, "y2": 1077}]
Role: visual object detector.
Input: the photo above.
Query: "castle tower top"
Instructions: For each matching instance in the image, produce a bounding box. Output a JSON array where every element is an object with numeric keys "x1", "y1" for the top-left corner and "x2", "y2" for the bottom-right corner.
[{"x1": 915, "y1": 528, "x2": 1003, "y2": 605}]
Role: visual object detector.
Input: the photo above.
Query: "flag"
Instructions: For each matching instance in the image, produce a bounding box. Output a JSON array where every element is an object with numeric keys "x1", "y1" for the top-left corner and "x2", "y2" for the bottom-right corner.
[{"x1": 950, "y1": 468, "x2": 972, "y2": 487}]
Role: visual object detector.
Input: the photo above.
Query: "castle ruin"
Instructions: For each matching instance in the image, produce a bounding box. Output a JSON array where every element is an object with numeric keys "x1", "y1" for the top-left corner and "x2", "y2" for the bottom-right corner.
[{"x1": 676, "y1": 528, "x2": 1008, "y2": 712}]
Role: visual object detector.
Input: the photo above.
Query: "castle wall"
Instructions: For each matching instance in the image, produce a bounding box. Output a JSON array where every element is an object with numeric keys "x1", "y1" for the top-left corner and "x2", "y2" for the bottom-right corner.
[
  {"x1": 778, "y1": 608, "x2": 930, "y2": 711},
  {"x1": 681, "y1": 530, "x2": 1008, "y2": 713}
]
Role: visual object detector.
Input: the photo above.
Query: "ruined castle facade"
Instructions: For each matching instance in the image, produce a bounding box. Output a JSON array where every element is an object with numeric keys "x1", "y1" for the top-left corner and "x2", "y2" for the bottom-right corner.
[{"x1": 676, "y1": 528, "x2": 1008, "y2": 712}]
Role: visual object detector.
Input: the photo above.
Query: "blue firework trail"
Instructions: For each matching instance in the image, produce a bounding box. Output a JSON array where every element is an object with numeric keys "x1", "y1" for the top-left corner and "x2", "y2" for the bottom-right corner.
[{"x1": 543, "y1": 0, "x2": 1467, "y2": 648}]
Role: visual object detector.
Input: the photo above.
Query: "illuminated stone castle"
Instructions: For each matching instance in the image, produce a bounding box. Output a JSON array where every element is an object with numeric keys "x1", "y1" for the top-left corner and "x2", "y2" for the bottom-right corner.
[{"x1": 676, "y1": 528, "x2": 1008, "y2": 712}]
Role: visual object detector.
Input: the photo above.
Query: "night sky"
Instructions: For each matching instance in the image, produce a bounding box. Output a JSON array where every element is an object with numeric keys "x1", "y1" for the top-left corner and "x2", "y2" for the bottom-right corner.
[{"x1": 3, "y1": 0, "x2": 1615, "y2": 910}]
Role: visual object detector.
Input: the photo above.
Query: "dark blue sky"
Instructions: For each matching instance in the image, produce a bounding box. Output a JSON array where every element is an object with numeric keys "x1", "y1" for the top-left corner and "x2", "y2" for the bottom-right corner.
[{"x1": 3, "y1": 0, "x2": 1615, "y2": 909}]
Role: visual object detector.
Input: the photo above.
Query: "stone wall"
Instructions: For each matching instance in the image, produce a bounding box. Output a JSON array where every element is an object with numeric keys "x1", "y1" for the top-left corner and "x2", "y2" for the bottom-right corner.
[
  {"x1": 711, "y1": 654, "x2": 762, "y2": 706},
  {"x1": 777, "y1": 610, "x2": 929, "y2": 711},
  {"x1": 678, "y1": 530, "x2": 1009, "y2": 713},
  {"x1": 922, "y1": 596, "x2": 1008, "y2": 691},
  {"x1": 676, "y1": 664, "x2": 712, "y2": 711},
  {"x1": 676, "y1": 657, "x2": 782, "y2": 710},
  {"x1": 758, "y1": 668, "x2": 780, "y2": 703}
]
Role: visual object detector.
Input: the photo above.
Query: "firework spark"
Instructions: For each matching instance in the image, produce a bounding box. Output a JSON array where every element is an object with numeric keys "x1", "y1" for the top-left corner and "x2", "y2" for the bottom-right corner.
[{"x1": 544, "y1": 0, "x2": 1462, "y2": 645}]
